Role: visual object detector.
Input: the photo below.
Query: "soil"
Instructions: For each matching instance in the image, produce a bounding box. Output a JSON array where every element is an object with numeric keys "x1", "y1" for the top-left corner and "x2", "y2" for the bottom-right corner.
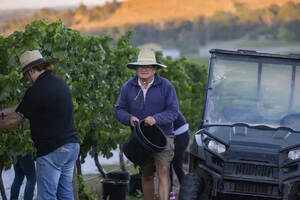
[{"x1": 84, "y1": 162, "x2": 189, "y2": 199}]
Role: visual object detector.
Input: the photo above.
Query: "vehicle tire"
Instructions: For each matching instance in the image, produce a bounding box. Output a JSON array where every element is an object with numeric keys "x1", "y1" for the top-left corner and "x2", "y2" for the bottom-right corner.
[
  {"x1": 288, "y1": 182, "x2": 300, "y2": 200},
  {"x1": 179, "y1": 172, "x2": 203, "y2": 200}
]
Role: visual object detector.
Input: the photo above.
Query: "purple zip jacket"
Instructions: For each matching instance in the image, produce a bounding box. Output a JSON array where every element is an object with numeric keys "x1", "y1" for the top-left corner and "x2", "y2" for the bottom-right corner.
[
  {"x1": 174, "y1": 111, "x2": 187, "y2": 130},
  {"x1": 116, "y1": 74, "x2": 179, "y2": 135}
]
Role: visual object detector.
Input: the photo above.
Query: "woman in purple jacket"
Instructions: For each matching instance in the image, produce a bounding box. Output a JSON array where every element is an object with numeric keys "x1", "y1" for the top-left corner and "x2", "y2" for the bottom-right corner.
[
  {"x1": 116, "y1": 48, "x2": 179, "y2": 200},
  {"x1": 170, "y1": 111, "x2": 190, "y2": 191}
]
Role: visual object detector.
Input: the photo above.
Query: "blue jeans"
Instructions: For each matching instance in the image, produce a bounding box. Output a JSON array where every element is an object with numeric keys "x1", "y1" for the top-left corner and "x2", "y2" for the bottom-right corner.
[
  {"x1": 36, "y1": 142, "x2": 79, "y2": 200},
  {"x1": 10, "y1": 154, "x2": 36, "y2": 200}
]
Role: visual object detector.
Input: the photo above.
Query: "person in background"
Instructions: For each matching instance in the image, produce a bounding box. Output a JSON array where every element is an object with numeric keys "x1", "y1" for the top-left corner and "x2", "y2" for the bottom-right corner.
[
  {"x1": 169, "y1": 111, "x2": 190, "y2": 196},
  {"x1": 0, "y1": 50, "x2": 79, "y2": 200},
  {"x1": 116, "y1": 48, "x2": 179, "y2": 200},
  {"x1": 10, "y1": 153, "x2": 36, "y2": 200}
]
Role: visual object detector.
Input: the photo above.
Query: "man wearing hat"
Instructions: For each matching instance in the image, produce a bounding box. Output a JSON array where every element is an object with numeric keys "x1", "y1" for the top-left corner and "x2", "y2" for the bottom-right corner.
[
  {"x1": 116, "y1": 48, "x2": 179, "y2": 200},
  {"x1": 0, "y1": 50, "x2": 79, "y2": 200}
]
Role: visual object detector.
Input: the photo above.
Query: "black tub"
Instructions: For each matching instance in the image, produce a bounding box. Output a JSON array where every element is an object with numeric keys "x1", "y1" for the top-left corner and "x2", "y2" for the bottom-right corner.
[
  {"x1": 123, "y1": 120, "x2": 167, "y2": 165},
  {"x1": 106, "y1": 171, "x2": 130, "y2": 181},
  {"x1": 101, "y1": 178, "x2": 129, "y2": 200}
]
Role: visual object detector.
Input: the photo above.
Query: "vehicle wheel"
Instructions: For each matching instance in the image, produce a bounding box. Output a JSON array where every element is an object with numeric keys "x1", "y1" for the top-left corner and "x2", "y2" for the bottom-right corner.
[
  {"x1": 179, "y1": 172, "x2": 203, "y2": 200},
  {"x1": 288, "y1": 182, "x2": 300, "y2": 200}
]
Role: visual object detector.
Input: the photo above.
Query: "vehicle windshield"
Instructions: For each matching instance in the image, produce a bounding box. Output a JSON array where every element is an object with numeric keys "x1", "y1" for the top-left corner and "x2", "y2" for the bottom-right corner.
[{"x1": 204, "y1": 54, "x2": 300, "y2": 132}]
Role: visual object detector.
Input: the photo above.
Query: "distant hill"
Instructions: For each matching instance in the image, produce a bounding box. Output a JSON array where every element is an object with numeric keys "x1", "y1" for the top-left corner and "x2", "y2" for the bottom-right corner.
[
  {"x1": 1, "y1": 0, "x2": 300, "y2": 56},
  {"x1": 0, "y1": 9, "x2": 36, "y2": 23},
  {"x1": 1, "y1": 0, "x2": 300, "y2": 34},
  {"x1": 71, "y1": 0, "x2": 300, "y2": 31}
]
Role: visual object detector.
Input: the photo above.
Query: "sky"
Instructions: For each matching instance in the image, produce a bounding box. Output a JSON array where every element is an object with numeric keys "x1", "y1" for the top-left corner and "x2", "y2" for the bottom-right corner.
[{"x1": 1, "y1": 0, "x2": 122, "y2": 10}]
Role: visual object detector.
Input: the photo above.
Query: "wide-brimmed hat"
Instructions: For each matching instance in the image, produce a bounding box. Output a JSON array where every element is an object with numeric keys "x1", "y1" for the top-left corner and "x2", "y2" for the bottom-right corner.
[
  {"x1": 19, "y1": 50, "x2": 58, "y2": 74},
  {"x1": 127, "y1": 48, "x2": 167, "y2": 70}
]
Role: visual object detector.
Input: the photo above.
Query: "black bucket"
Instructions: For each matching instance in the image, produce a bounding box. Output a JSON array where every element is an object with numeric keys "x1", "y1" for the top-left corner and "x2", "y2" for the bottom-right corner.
[
  {"x1": 101, "y1": 178, "x2": 129, "y2": 200},
  {"x1": 123, "y1": 120, "x2": 167, "y2": 165},
  {"x1": 107, "y1": 171, "x2": 130, "y2": 181}
]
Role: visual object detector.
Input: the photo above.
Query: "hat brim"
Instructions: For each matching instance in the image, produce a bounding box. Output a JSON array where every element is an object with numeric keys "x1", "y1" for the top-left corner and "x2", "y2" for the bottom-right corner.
[
  {"x1": 21, "y1": 58, "x2": 58, "y2": 82},
  {"x1": 126, "y1": 62, "x2": 167, "y2": 70}
]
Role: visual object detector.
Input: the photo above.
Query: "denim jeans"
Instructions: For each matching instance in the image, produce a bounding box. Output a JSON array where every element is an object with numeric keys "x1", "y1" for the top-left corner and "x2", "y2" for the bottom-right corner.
[
  {"x1": 36, "y1": 142, "x2": 79, "y2": 200},
  {"x1": 10, "y1": 154, "x2": 36, "y2": 200}
]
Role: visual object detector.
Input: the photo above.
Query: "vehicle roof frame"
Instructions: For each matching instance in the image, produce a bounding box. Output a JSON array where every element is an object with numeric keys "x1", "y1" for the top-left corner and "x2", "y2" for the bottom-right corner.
[{"x1": 203, "y1": 49, "x2": 300, "y2": 127}]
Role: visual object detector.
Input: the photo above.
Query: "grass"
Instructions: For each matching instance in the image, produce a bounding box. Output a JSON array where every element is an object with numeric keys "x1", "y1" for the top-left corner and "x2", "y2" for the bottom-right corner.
[
  {"x1": 129, "y1": 196, "x2": 143, "y2": 200},
  {"x1": 83, "y1": 173, "x2": 143, "y2": 200},
  {"x1": 83, "y1": 161, "x2": 184, "y2": 199},
  {"x1": 83, "y1": 162, "x2": 143, "y2": 199},
  {"x1": 82, "y1": 174, "x2": 102, "y2": 199},
  {"x1": 102, "y1": 164, "x2": 122, "y2": 172}
]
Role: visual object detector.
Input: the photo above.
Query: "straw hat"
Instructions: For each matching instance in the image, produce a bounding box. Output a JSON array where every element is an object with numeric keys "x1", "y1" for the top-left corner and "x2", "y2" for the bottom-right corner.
[
  {"x1": 127, "y1": 48, "x2": 167, "y2": 70},
  {"x1": 19, "y1": 50, "x2": 58, "y2": 73}
]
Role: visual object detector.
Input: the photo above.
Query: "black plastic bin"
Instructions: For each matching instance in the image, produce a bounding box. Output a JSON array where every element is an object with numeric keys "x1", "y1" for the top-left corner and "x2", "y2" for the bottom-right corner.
[
  {"x1": 123, "y1": 120, "x2": 167, "y2": 165},
  {"x1": 101, "y1": 178, "x2": 129, "y2": 200},
  {"x1": 106, "y1": 171, "x2": 130, "y2": 181},
  {"x1": 102, "y1": 171, "x2": 130, "y2": 200}
]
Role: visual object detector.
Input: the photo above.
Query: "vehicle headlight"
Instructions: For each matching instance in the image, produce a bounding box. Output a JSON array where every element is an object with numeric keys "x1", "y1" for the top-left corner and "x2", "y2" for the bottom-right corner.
[
  {"x1": 288, "y1": 149, "x2": 300, "y2": 160},
  {"x1": 207, "y1": 140, "x2": 226, "y2": 154}
]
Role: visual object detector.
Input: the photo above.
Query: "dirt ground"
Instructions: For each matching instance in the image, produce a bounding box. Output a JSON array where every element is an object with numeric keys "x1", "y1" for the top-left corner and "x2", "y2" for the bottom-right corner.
[{"x1": 84, "y1": 162, "x2": 188, "y2": 199}]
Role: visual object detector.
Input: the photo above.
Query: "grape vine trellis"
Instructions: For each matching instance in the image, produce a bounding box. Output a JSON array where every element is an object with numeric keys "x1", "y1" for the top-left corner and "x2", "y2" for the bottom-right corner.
[{"x1": 0, "y1": 20, "x2": 207, "y2": 199}]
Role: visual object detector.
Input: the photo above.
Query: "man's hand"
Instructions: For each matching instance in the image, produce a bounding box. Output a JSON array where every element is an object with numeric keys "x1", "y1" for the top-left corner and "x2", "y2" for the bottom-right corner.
[
  {"x1": 144, "y1": 116, "x2": 156, "y2": 126},
  {"x1": 1, "y1": 112, "x2": 5, "y2": 120},
  {"x1": 0, "y1": 112, "x2": 23, "y2": 132},
  {"x1": 2, "y1": 105, "x2": 18, "y2": 115},
  {"x1": 130, "y1": 116, "x2": 139, "y2": 126},
  {"x1": 0, "y1": 104, "x2": 22, "y2": 132}
]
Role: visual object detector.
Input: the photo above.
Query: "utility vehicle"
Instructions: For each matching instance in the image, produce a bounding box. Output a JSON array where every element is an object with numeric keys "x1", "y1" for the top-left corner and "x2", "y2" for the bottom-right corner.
[{"x1": 179, "y1": 49, "x2": 300, "y2": 200}]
